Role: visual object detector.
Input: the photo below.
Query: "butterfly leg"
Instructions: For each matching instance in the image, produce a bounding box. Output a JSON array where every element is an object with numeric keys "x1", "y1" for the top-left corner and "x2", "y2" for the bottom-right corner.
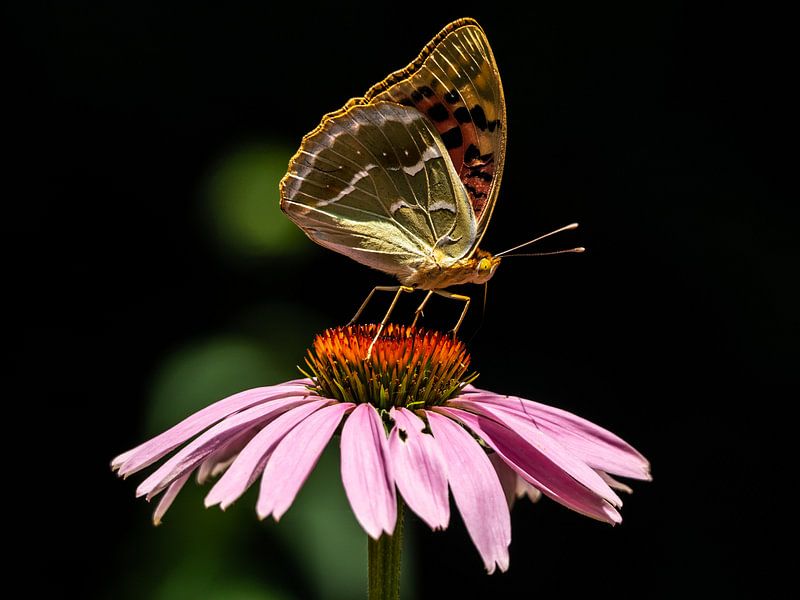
[
  {"x1": 433, "y1": 290, "x2": 471, "y2": 338},
  {"x1": 348, "y1": 286, "x2": 407, "y2": 326},
  {"x1": 411, "y1": 290, "x2": 435, "y2": 328},
  {"x1": 366, "y1": 286, "x2": 415, "y2": 359}
]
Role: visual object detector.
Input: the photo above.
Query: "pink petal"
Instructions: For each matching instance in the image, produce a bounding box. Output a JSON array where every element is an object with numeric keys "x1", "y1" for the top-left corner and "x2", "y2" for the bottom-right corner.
[
  {"x1": 152, "y1": 473, "x2": 190, "y2": 526},
  {"x1": 257, "y1": 402, "x2": 353, "y2": 521},
  {"x1": 450, "y1": 399, "x2": 622, "y2": 507},
  {"x1": 488, "y1": 456, "x2": 541, "y2": 505},
  {"x1": 113, "y1": 379, "x2": 313, "y2": 476},
  {"x1": 388, "y1": 407, "x2": 449, "y2": 530},
  {"x1": 461, "y1": 388, "x2": 650, "y2": 480},
  {"x1": 340, "y1": 404, "x2": 397, "y2": 539},
  {"x1": 515, "y1": 477, "x2": 542, "y2": 503},
  {"x1": 489, "y1": 453, "x2": 518, "y2": 509},
  {"x1": 426, "y1": 411, "x2": 511, "y2": 574},
  {"x1": 196, "y1": 426, "x2": 260, "y2": 485},
  {"x1": 598, "y1": 470, "x2": 634, "y2": 494},
  {"x1": 137, "y1": 395, "x2": 316, "y2": 499},
  {"x1": 205, "y1": 399, "x2": 331, "y2": 509},
  {"x1": 438, "y1": 407, "x2": 621, "y2": 525}
]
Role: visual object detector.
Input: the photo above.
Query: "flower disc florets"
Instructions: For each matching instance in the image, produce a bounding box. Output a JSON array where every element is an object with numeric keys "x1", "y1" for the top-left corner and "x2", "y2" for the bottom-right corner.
[{"x1": 303, "y1": 324, "x2": 477, "y2": 410}]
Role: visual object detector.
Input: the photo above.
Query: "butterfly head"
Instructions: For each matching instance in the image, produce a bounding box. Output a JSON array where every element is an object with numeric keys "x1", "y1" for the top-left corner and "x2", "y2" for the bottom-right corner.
[{"x1": 472, "y1": 249, "x2": 501, "y2": 284}]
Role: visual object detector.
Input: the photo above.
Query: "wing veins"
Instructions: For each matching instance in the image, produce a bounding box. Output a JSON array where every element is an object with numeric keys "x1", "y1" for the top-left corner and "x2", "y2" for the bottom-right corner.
[
  {"x1": 359, "y1": 106, "x2": 440, "y2": 245},
  {"x1": 336, "y1": 109, "x2": 437, "y2": 245},
  {"x1": 298, "y1": 124, "x2": 435, "y2": 248}
]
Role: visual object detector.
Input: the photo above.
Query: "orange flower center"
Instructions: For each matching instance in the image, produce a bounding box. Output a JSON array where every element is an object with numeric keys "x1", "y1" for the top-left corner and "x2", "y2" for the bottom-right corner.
[{"x1": 302, "y1": 324, "x2": 477, "y2": 410}]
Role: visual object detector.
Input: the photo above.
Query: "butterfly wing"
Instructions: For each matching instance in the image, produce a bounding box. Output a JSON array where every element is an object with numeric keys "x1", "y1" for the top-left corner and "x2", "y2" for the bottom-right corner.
[
  {"x1": 280, "y1": 102, "x2": 477, "y2": 280},
  {"x1": 359, "y1": 18, "x2": 506, "y2": 248}
]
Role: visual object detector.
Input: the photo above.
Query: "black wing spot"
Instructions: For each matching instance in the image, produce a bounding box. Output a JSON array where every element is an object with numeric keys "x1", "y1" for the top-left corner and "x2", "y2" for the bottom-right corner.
[
  {"x1": 488, "y1": 119, "x2": 502, "y2": 132},
  {"x1": 399, "y1": 97, "x2": 414, "y2": 107},
  {"x1": 440, "y1": 127, "x2": 463, "y2": 150},
  {"x1": 464, "y1": 144, "x2": 481, "y2": 163},
  {"x1": 454, "y1": 107, "x2": 472, "y2": 124},
  {"x1": 411, "y1": 90, "x2": 423, "y2": 103},
  {"x1": 418, "y1": 85, "x2": 434, "y2": 98},
  {"x1": 464, "y1": 183, "x2": 487, "y2": 199},
  {"x1": 444, "y1": 89, "x2": 459, "y2": 104},
  {"x1": 427, "y1": 103, "x2": 449, "y2": 122},
  {"x1": 470, "y1": 105, "x2": 488, "y2": 130}
]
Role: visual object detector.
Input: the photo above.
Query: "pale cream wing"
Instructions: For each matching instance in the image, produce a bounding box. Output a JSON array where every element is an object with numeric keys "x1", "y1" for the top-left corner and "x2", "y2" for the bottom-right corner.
[{"x1": 280, "y1": 102, "x2": 477, "y2": 279}]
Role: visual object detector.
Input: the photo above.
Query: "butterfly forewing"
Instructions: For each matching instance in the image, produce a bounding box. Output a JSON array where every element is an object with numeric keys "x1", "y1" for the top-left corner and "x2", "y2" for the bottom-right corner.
[
  {"x1": 281, "y1": 102, "x2": 477, "y2": 279},
  {"x1": 361, "y1": 18, "x2": 506, "y2": 245}
]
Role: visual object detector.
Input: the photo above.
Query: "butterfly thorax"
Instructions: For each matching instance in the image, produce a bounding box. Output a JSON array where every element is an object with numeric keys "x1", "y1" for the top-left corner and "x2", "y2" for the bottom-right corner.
[{"x1": 401, "y1": 248, "x2": 501, "y2": 290}]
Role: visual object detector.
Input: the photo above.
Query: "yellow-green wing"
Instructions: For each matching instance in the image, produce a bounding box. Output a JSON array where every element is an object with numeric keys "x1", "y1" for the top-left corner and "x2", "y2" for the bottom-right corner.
[
  {"x1": 280, "y1": 102, "x2": 477, "y2": 279},
  {"x1": 358, "y1": 18, "x2": 506, "y2": 249}
]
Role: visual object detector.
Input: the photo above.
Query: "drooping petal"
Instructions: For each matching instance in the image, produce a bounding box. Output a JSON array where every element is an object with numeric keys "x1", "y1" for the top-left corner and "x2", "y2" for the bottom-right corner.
[
  {"x1": 257, "y1": 402, "x2": 353, "y2": 521},
  {"x1": 113, "y1": 379, "x2": 313, "y2": 476},
  {"x1": 341, "y1": 404, "x2": 397, "y2": 539},
  {"x1": 489, "y1": 453, "x2": 518, "y2": 509},
  {"x1": 389, "y1": 407, "x2": 449, "y2": 530},
  {"x1": 152, "y1": 473, "x2": 190, "y2": 526},
  {"x1": 515, "y1": 477, "x2": 543, "y2": 503},
  {"x1": 196, "y1": 426, "x2": 260, "y2": 485},
  {"x1": 450, "y1": 399, "x2": 622, "y2": 507},
  {"x1": 137, "y1": 395, "x2": 316, "y2": 499},
  {"x1": 205, "y1": 399, "x2": 331, "y2": 509},
  {"x1": 438, "y1": 407, "x2": 621, "y2": 525},
  {"x1": 460, "y1": 388, "x2": 650, "y2": 480},
  {"x1": 598, "y1": 470, "x2": 634, "y2": 494},
  {"x1": 426, "y1": 411, "x2": 511, "y2": 574}
]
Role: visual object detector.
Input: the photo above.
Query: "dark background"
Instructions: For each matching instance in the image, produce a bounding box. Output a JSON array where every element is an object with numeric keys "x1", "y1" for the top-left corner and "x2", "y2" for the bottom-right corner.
[{"x1": 15, "y1": 1, "x2": 793, "y2": 598}]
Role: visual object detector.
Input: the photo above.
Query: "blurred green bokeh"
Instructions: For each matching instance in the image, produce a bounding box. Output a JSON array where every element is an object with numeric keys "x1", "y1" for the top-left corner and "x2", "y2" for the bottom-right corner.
[
  {"x1": 203, "y1": 144, "x2": 306, "y2": 257},
  {"x1": 147, "y1": 335, "x2": 288, "y2": 434}
]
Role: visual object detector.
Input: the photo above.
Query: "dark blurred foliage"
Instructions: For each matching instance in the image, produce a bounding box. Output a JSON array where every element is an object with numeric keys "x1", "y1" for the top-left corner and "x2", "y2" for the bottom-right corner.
[{"x1": 12, "y1": 0, "x2": 794, "y2": 598}]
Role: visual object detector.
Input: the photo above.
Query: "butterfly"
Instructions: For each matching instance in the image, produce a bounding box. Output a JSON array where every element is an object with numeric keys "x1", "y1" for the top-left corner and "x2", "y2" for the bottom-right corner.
[{"x1": 280, "y1": 19, "x2": 578, "y2": 345}]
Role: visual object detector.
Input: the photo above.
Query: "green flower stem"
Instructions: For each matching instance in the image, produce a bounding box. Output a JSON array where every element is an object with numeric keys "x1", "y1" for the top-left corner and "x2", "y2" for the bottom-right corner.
[{"x1": 368, "y1": 498, "x2": 404, "y2": 600}]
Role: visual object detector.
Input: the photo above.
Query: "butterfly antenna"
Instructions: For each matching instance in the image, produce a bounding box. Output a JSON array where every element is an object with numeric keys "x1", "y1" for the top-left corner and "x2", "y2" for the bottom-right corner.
[
  {"x1": 501, "y1": 248, "x2": 585, "y2": 257},
  {"x1": 495, "y1": 223, "x2": 582, "y2": 257}
]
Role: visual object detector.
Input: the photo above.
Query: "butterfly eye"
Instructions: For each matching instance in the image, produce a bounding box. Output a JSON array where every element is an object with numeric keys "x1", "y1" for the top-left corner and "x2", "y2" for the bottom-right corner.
[{"x1": 478, "y1": 258, "x2": 492, "y2": 272}]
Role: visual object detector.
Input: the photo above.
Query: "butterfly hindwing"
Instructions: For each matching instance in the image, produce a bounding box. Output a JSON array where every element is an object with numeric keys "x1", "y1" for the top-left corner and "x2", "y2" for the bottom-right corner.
[
  {"x1": 281, "y1": 102, "x2": 477, "y2": 279},
  {"x1": 360, "y1": 18, "x2": 506, "y2": 246}
]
